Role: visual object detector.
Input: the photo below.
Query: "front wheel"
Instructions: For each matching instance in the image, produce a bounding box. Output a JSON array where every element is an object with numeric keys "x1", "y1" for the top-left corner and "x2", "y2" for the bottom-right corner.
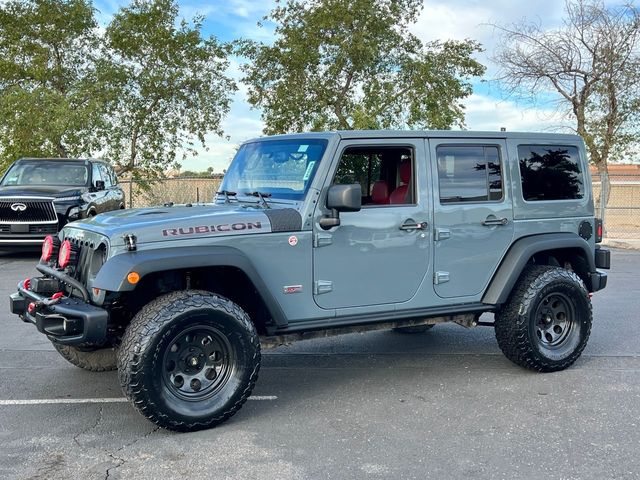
[
  {"x1": 52, "y1": 343, "x2": 117, "y2": 372},
  {"x1": 494, "y1": 265, "x2": 592, "y2": 372},
  {"x1": 118, "y1": 290, "x2": 261, "y2": 431}
]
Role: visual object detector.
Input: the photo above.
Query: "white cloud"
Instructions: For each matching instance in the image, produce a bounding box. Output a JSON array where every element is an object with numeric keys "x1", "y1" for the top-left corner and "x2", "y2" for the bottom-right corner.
[
  {"x1": 462, "y1": 93, "x2": 573, "y2": 133},
  {"x1": 92, "y1": 0, "x2": 606, "y2": 172}
]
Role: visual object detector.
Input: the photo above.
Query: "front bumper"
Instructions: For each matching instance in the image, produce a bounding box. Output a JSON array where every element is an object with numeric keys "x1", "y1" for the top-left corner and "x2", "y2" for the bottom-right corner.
[{"x1": 10, "y1": 279, "x2": 108, "y2": 345}]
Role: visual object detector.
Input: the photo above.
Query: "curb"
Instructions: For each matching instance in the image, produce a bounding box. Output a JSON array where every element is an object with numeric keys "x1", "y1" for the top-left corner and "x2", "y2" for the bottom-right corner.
[{"x1": 602, "y1": 239, "x2": 640, "y2": 251}]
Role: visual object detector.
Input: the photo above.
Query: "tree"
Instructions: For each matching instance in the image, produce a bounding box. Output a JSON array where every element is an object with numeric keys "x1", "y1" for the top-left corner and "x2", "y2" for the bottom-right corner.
[
  {"x1": 493, "y1": 0, "x2": 640, "y2": 202},
  {"x1": 238, "y1": 0, "x2": 485, "y2": 134},
  {"x1": 101, "y1": 0, "x2": 236, "y2": 177},
  {"x1": 0, "y1": 0, "x2": 102, "y2": 171}
]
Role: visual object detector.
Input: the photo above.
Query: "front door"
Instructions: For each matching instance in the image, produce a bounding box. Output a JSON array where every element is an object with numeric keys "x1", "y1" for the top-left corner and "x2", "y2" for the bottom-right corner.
[
  {"x1": 313, "y1": 139, "x2": 431, "y2": 310},
  {"x1": 429, "y1": 138, "x2": 514, "y2": 299}
]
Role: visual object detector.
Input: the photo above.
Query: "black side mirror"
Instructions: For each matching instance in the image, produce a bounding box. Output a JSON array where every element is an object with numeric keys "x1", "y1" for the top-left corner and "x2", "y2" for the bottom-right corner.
[
  {"x1": 320, "y1": 184, "x2": 361, "y2": 230},
  {"x1": 94, "y1": 180, "x2": 105, "y2": 191}
]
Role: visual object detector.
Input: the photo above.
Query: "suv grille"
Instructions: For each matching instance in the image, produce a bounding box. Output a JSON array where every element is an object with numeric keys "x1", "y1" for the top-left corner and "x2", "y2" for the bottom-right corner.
[
  {"x1": 0, "y1": 198, "x2": 57, "y2": 223},
  {"x1": 0, "y1": 224, "x2": 58, "y2": 234}
]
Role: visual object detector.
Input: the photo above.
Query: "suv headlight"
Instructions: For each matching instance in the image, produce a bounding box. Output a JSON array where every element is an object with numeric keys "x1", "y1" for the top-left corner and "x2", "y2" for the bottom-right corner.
[{"x1": 53, "y1": 196, "x2": 82, "y2": 202}]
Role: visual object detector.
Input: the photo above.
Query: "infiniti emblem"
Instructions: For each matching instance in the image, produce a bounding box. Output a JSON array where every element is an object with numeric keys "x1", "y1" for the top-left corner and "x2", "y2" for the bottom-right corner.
[{"x1": 10, "y1": 203, "x2": 27, "y2": 212}]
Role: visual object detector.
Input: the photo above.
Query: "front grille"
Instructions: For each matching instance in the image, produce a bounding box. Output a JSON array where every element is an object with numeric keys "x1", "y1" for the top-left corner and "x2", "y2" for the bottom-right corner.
[
  {"x1": 0, "y1": 198, "x2": 57, "y2": 223},
  {"x1": 29, "y1": 224, "x2": 58, "y2": 234},
  {"x1": 0, "y1": 224, "x2": 58, "y2": 234},
  {"x1": 66, "y1": 236, "x2": 98, "y2": 283}
]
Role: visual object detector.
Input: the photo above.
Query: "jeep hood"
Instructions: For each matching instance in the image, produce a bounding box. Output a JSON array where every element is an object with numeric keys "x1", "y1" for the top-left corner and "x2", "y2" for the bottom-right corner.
[{"x1": 65, "y1": 204, "x2": 301, "y2": 246}]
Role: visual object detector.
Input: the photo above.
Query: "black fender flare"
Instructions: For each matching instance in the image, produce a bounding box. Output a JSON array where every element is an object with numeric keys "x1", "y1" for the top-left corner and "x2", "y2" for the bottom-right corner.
[
  {"x1": 482, "y1": 233, "x2": 596, "y2": 305},
  {"x1": 92, "y1": 245, "x2": 287, "y2": 327}
]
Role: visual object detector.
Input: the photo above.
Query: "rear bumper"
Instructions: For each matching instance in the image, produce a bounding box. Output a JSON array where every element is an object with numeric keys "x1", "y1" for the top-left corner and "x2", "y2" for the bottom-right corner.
[
  {"x1": 595, "y1": 247, "x2": 611, "y2": 269},
  {"x1": 589, "y1": 271, "x2": 608, "y2": 292},
  {"x1": 10, "y1": 280, "x2": 108, "y2": 345}
]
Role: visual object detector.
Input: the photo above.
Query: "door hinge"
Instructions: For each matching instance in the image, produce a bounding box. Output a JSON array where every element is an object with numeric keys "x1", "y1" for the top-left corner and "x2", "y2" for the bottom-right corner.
[
  {"x1": 313, "y1": 232, "x2": 333, "y2": 248},
  {"x1": 313, "y1": 280, "x2": 333, "y2": 295},
  {"x1": 434, "y1": 271, "x2": 450, "y2": 285},
  {"x1": 434, "y1": 228, "x2": 451, "y2": 241}
]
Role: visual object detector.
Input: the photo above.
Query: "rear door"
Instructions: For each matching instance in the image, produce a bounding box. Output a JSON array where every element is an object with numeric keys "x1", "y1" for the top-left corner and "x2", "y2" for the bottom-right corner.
[{"x1": 429, "y1": 138, "x2": 514, "y2": 298}]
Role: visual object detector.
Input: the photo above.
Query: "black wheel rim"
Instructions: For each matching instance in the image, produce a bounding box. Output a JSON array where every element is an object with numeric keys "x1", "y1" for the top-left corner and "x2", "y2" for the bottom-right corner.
[
  {"x1": 162, "y1": 325, "x2": 234, "y2": 400},
  {"x1": 534, "y1": 292, "x2": 575, "y2": 348}
]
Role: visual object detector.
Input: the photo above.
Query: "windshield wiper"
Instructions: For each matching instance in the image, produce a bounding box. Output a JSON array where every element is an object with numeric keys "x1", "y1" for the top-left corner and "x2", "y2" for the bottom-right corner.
[
  {"x1": 245, "y1": 191, "x2": 272, "y2": 208},
  {"x1": 216, "y1": 190, "x2": 237, "y2": 204}
]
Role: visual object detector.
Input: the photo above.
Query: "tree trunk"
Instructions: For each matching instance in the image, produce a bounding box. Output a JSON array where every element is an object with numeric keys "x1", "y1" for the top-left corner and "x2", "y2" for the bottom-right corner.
[{"x1": 57, "y1": 142, "x2": 68, "y2": 158}]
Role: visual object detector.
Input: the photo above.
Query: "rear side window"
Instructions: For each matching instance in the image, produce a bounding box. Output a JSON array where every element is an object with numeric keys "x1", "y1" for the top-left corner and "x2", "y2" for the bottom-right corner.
[
  {"x1": 518, "y1": 145, "x2": 584, "y2": 201},
  {"x1": 436, "y1": 145, "x2": 503, "y2": 203}
]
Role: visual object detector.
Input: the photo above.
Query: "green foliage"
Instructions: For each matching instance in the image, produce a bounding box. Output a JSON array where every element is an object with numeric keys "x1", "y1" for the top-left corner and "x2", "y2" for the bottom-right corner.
[
  {"x1": 238, "y1": 0, "x2": 485, "y2": 134},
  {"x1": 0, "y1": 0, "x2": 235, "y2": 177},
  {"x1": 494, "y1": 0, "x2": 640, "y2": 176},
  {"x1": 100, "y1": 0, "x2": 236, "y2": 177},
  {"x1": 0, "y1": 0, "x2": 102, "y2": 171}
]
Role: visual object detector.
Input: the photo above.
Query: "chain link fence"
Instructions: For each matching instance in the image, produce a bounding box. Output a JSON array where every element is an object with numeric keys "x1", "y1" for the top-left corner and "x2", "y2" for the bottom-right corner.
[
  {"x1": 593, "y1": 173, "x2": 640, "y2": 240},
  {"x1": 121, "y1": 174, "x2": 640, "y2": 240},
  {"x1": 120, "y1": 177, "x2": 223, "y2": 208}
]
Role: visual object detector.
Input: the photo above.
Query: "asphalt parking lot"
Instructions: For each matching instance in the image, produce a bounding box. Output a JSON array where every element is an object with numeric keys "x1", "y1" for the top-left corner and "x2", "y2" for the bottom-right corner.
[{"x1": 0, "y1": 250, "x2": 639, "y2": 480}]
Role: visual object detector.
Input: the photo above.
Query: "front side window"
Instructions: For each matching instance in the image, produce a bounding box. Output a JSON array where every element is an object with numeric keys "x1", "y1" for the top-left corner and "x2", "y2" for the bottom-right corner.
[
  {"x1": 98, "y1": 164, "x2": 113, "y2": 187},
  {"x1": 518, "y1": 145, "x2": 584, "y2": 201},
  {"x1": 437, "y1": 145, "x2": 503, "y2": 203},
  {"x1": 333, "y1": 146, "x2": 414, "y2": 205},
  {"x1": 220, "y1": 139, "x2": 328, "y2": 201},
  {"x1": 1, "y1": 162, "x2": 89, "y2": 187}
]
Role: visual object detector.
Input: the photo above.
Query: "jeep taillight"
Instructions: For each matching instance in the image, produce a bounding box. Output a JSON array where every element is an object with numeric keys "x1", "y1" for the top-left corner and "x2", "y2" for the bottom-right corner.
[
  {"x1": 595, "y1": 218, "x2": 603, "y2": 243},
  {"x1": 58, "y1": 239, "x2": 73, "y2": 269},
  {"x1": 41, "y1": 235, "x2": 60, "y2": 262}
]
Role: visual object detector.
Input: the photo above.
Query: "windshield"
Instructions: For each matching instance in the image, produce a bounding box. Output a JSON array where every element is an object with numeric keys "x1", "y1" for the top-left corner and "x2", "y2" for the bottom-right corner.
[
  {"x1": 219, "y1": 139, "x2": 328, "y2": 201},
  {"x1": 1, "y1": 161, "x2": 89, "y2": 187}
]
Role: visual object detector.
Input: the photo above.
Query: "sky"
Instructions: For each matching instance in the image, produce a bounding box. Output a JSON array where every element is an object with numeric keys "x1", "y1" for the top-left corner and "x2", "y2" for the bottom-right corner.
[{"x1": 91, "y1": 0, "x2": 618, "y2": 172}]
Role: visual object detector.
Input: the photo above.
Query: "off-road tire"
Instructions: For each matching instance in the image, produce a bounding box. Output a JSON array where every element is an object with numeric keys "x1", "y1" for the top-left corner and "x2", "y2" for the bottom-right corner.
[
  {"x1": 52, "y1": 343, "x2": 117, "y2": 372},
  {"x1": 117, "y1": 290, "x2": 261, "y2": 432},
  {"x1": 494, "y1": 265, "x2": 592, "y2": 372},
  {"x1": 392, "y1": 324, "x2": 434, "y2": 334}
]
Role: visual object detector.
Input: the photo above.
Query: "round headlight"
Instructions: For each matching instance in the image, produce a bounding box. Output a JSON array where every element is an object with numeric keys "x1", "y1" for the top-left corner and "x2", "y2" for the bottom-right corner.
[
  {"x1": 58, "y1": 239, "x2": 72, "y2": 269},
  {"x1": 41, "y1": 235, "x2": 60, "y2": 262}
]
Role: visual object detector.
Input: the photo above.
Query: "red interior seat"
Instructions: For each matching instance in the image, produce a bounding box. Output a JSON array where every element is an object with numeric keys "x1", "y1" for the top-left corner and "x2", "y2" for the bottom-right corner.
[
  {"x1": 371, "y1": 180, "x2": 389, "y2": 204},
  {"x1": 389, "y1": 160, "x2": 411, "y2": 204}
]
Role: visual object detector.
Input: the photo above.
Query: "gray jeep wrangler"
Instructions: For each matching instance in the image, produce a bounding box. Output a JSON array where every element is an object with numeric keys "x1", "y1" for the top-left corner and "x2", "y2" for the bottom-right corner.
[{"x1": 10, "y1": 131, "x2": 610, "y2": 431}]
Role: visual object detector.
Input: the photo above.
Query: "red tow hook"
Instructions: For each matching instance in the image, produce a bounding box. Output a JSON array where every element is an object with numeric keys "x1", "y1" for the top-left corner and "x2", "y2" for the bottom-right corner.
[
  {"x1": 35, "y1": 292, "x2": 66, "y2": 310},
  {"x1": 27, "y1": 292, "x2": 65, "y2": 317}
]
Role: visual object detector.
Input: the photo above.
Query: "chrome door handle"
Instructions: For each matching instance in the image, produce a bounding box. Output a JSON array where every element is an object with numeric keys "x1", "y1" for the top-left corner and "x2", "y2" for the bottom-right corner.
[
  {"x1": 400, "y1": 220, "x2": 428, "y2": 231},
  {"x1": 482, "y1": 216, "x2": 508, "y2": 226}
]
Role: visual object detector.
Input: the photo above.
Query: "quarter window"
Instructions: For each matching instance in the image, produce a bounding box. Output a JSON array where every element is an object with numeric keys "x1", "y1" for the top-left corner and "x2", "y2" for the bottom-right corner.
[
  {"x1": 436, "y1": 145, "x2": 503, "y2": 203},
  {"x1": 518, "y1": 145, "x2": 584, "y2": 201}
]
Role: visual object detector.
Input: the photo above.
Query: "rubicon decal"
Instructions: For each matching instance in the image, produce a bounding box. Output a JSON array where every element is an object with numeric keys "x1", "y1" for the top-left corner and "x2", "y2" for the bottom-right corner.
[{"x1": 162, "y1": 222, "x2": 263, "y2": 237}]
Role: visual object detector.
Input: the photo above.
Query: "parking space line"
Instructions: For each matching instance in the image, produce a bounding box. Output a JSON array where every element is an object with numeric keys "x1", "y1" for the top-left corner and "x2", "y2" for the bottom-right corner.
[{"x1": 0, "y1": 395, "x2": 277, "y2": 406}]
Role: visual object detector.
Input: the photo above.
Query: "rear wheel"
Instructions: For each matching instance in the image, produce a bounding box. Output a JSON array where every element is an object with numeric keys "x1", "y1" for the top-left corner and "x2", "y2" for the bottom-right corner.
[
  {"x1": 118, "y1": 290, "x2": 260, "y2": 431},
  {"x1": 52, "y1": 343, "x2": 117, "y2": 372},
  {"x1": 494, "y1": 265, "x2": 592, "y2": 372}
]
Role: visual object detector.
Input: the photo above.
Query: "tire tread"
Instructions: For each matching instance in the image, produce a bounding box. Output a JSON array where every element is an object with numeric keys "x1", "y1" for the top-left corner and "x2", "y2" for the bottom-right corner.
[{"x1": 117, "y1": 290, "x2": 260, "y2": 431}]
